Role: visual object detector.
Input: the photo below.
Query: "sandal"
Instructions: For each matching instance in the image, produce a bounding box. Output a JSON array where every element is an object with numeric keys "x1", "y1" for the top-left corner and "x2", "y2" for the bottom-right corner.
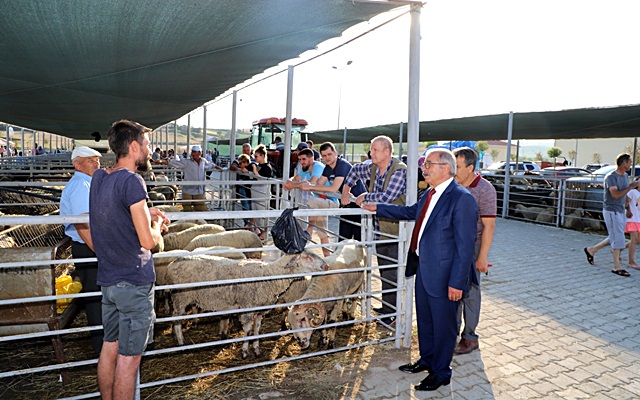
[
  {"x1": 628, "y1": 264, "x2": 640, "y2": 271},
  {"x1": 611, "y1": 269, "x2": 630, "y2": 277},
  {"x1": 583, "y1": 247, "x2": 594, "y2": 265}
]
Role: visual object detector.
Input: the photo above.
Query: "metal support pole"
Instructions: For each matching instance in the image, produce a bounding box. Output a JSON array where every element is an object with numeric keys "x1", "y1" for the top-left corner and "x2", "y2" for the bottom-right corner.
[
  {"x1": 203, "y1": 105, "x2": 208, "y2": 153},
  {"x1": 400, "y1": 2, "x2": 422, "y2": 349},
  {"x1": 230, "y1": 90, "x2": 238, "y2": 163},
  {"x1": 21, "y1": 128, "x2": 24, "y2": 156},
  {"x1": 633, "y1": 137, "x2": 638, "y2": 178},
  {"x1": 186, "y1": 114, "x2": 191, "y2": 156},
  {"x1": 173, "y1": 121, "x2": 178, "y2": 157},
  {"x1": 283, "y1": 65, "x2": 294, "y2": 181},
  {"x1": 398, "y1": 122, "x2": 404, "y2": 159},
  {"x1": 502, "y1": 112, "x2": 514, "y2": 218},
  {"x1": 342, "y1": 128, "x2": 348, "y2": 159},
  {"x1": 5, "y1": 125, "x2": 10, "y2": 157}
]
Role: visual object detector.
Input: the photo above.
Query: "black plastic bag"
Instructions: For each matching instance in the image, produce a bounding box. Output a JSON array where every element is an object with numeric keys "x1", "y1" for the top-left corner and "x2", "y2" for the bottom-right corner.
[{"x1": 271, "y1": 208, "x2": 311, "y2": 254}]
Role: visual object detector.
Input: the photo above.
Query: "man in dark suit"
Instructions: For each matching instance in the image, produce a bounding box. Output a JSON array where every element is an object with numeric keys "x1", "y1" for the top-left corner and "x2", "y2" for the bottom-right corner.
[{"x1": 363, "y1": 148, "x2": 477, "y2": 391}]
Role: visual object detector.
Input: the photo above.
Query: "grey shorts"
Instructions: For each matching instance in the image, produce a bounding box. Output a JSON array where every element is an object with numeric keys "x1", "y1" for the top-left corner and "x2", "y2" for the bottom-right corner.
[
  {"x1": 102, "y1": 282, "x2": 155, "y2": 356},
  {"x1": 603, "y1": 209, "x2": 626, "y2": 249}
]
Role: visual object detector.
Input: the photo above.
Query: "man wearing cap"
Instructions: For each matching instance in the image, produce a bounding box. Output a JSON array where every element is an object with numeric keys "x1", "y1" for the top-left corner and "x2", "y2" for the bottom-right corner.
[
  {"x1": 168, "y1": 144, "x2": 218, "y2": 212},
  {"x1": 60, "y1": 146, "x2": 104, "y2": 354}
]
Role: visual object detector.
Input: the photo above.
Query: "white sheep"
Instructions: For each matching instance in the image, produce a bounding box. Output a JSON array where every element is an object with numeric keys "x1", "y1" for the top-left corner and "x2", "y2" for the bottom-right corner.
[
  {"x1": 563, "y1": 208, "x2": 586, "y2": 230},
  {"x1": 166, "y1": 251, "x2": 329, "y2": 359},
  {"x1": 165, "y1": 221, "x2": 199, "y2": 234},
  {"x1": 515, "y1": 204, "x2": 547, "y2": 221},
  {"x1": 287, "y1": 241, "x2": 365, "y2": 350},
  {"x1": 184, "y1": 230, "x2": 263, "y2": 258},
  {"x1": 535, "y1": 207, "x2": 555, "y2": 223},
  {"x1": 154, "y1": 246, "x2": 248, "y2": 315},
  {"x1": 162, "y1": 224, "x2": 226, "y2": 251}
]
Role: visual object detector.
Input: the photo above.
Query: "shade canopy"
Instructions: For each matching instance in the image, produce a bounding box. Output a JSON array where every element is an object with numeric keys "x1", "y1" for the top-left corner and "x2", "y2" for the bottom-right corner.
[
  {"x1": 0, "y1": 0, "x2": 398, "y2": 140},
  {"x1": 314, "y1": 104, "x2": 640, "y2": 143}
]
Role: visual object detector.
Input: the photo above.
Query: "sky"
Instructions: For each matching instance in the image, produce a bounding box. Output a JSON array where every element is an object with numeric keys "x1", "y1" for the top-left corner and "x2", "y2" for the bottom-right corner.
[{"x1": 176, "y1": 0, "x2": 640, "y2": 147}]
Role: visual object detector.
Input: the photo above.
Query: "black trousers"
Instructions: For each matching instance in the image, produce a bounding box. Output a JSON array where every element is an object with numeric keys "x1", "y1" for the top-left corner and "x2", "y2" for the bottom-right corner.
[
  {"x1": 339, "y1": 202, "x2": 362, "y2": 241},
  {"x1": 376, "y1": 242, "x2": 399, "y2": 313},
  {"x1": 71, "y1": 241, "x2": 104, "y2": 354}
]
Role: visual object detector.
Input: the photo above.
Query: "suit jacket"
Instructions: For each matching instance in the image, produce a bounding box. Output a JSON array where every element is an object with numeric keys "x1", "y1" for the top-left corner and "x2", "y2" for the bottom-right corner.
[{"x1": 377, "y1": 180, "x2": 478, "y2": 297}]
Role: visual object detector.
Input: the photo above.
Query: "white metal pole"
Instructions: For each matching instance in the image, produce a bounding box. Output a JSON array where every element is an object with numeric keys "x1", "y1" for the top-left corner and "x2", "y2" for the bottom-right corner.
[
  {"x1": 203, "y1": 105, "x2": 208, "y2": 152},
  {"x1": 230, "y1": 90, "x2": 237, "y2": 163},
  {"x1": 502, "y1": 112, "x2": 514, "y2": 218},
  {"x1": 173, "y1": 121, "x2": 178, "y2": 157},
  {"x1": 21, "y1": 128, "x2": 24, "y2": 156},
  {"x1": 283, "y1": 65, "x2": 294, "y2": 181},
  {"x1": 186, "y1": 114, "x2": 191, "y2": 156},
  {"x1": 401, "y1": 3, "x2": 422, "y2": 349}
]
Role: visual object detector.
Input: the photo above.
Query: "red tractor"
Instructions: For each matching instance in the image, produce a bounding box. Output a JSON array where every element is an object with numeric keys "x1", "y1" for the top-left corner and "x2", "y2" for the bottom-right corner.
[{"x1": 250, "y1": 117, "x2": 309, "y2": 177}]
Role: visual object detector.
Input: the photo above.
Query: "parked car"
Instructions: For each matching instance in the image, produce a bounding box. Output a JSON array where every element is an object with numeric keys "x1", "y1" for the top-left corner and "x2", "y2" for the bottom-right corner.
[
  {"x1": 581, "y1": 163, "x2": 609, "y2": 172},
  {"x1": 566, "y1": 165, "x2": 640, "y2": 216},
  {"x1": 482, "y1": 161, "x2": 541, "y2": 176},
  {"x1": 567, "y1": 165, "x2": 640, "y2": 186},
  {"x1": 539, "y1": 167, "x2": 593, "y2": 179}
]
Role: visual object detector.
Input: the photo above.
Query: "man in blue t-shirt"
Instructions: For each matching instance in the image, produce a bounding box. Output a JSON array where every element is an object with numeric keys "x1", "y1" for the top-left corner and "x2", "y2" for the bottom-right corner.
[
  {"x1": 301, "y1": 142, "x2": 366, "y2": 255},
  {"x1": 90, "y1": 120, "x2": 170, "y2": 400},
  {"x1": 283, "y1": 148, "x2": 325, "y2": 206}
]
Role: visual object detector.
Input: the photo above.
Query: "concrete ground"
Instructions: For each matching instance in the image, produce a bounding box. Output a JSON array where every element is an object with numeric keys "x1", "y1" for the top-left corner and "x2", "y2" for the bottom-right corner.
[{"x1": 354, "y1": 218, "x2": 640, "y2": 399}]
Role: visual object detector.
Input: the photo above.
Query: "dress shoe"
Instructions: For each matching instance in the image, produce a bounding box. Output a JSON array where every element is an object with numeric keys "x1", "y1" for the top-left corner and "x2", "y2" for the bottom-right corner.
[
  {"x1": 398, "y1": 361, "x2": 430, "y2": 374},
  {"x1": 415, "y1": 373, "x2": 451, "y2": 391},
  {"x1": 454, "y1": 338, "x2": 479, "y2": 355},
  {"x1": 373, "y1": 307, "x2": 385, "y2": 314}
]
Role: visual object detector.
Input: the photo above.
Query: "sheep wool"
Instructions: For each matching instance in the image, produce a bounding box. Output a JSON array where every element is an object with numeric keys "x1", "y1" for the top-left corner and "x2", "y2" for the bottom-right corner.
[
  {"x1": 184, "y1": 230, "x2": 263, "y2": 258},
  {"x1": 162, "y1": 224, "x2": 226, "y2": 251},
  {"x1": 288, "y1": 240, "x2": 365, "y2": 350},
  {"x1": 167, "y1": 251, "x2": 329, "y2": 359}
]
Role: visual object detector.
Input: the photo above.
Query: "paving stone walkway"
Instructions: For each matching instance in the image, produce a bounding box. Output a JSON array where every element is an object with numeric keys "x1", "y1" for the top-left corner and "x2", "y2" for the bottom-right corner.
[{"x1": 356, "y1": 218, "x2": 640, "y2": 399}]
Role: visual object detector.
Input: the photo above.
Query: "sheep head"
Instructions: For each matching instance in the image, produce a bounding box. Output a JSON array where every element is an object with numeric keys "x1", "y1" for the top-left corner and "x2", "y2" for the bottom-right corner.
[
  {"x1": 287, "y1": 302, "x2": 327, "y2": 349},
  {"x1": 283, "y1": 251, "x2": 329, "y2": 273}
]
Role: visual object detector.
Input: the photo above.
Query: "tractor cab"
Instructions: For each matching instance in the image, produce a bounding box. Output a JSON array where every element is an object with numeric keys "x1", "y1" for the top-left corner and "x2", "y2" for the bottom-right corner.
[{"x1": 250, "y1": 117, "x2": 309, "y2": 177}]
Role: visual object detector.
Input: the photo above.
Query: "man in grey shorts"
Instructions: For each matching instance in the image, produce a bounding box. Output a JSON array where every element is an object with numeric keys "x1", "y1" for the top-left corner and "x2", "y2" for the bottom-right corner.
[
  {"x1": 90, "y1": 120, "x2": 169, "y2": 399},
  {"x1": 584, "y1": 153, "x2": 639, "y2": 277}
]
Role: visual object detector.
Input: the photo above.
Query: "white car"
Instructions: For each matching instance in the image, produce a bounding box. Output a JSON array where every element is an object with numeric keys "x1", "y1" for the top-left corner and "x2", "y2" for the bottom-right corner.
[{"x1": 482, "y1": 161, "x2": 541, "y2": 176}]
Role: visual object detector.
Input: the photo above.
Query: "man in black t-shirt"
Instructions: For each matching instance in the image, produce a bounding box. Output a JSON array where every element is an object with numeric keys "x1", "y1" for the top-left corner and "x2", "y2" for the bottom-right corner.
[{"x1": 301, "y1": 142, "x2": 365, "y2": 254}]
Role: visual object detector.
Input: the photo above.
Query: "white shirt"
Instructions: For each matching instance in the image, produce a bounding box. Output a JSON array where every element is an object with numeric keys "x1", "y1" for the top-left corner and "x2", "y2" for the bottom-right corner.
[
  {"x1": 627, "y1": 189, "x2": 640, "y2": 223},
  {"x1": 416, "y1": 177, "x2": 454, "y2": 256}
]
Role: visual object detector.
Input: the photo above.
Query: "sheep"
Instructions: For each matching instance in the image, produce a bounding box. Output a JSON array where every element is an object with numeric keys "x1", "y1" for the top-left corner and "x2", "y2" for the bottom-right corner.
[
  {"x1": 152, "y1": 185, "x2": 177, "y2": 202},
  {"x1": 165, "y1": 221, "x2": 199, "y2": 234},
  {"x1": 155, "y1": 205, "x2": 181, "y2": 213},
  {"x1": 147, "y1": 191, "x2": 166, "y2": 202},
  {"x1": 155, "y1": 247, "x2": 247, "y2": 286},
  {"x1": 185, "y1": 230, "x2": 263, "y2": 258},
  {"x1": 166, "y1": 250, "x2": 329, "y2": 359},
  {"x1": 535, "y1": 207, "x2": 555, "y2": 223},
  {"x1": 162, "y1": 224, "x2": 225, "y2": 251},
  {"x1": 154, "y1": 246, "x2": 247, "y2": 315},
  {"x1": 514, "y1": 204, "x2": 547, "y2": 221},
  {"x1": 563, "y1": 208, "x2": 586, "y2": 230},
  {"x1": 287, "y1": 240, "x2": 365, "y2": 350}
]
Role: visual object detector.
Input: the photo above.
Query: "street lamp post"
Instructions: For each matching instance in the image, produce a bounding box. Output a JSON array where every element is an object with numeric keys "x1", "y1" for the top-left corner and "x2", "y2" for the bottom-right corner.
[{"x1": 332, "y1": 60, "x2": 352, "y2": 157}]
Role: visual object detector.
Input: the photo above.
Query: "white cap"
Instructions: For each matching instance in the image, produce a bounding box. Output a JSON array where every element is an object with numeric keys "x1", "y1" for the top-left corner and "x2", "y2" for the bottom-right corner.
[
  {"x1": 191, "y1": 145, "x2": 202, "y2": 152},
  {"x1": 71, "y1": 146, "x2": 102, "y2": 161}
]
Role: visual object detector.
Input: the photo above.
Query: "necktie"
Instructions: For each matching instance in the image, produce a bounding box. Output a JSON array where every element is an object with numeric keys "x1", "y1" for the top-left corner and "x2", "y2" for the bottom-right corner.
[{"x1": 409, "y1": 189, "x2": 435, "y2": 252}]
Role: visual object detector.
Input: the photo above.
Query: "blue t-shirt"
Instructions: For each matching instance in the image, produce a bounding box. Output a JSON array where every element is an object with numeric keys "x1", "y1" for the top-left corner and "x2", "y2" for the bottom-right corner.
[
  {"x1": 90, "y1": 169, "x2": 155, "y2": 286},
  {"x1": 323, "y1": 158, "x2": 366, "y2": 202},
  {"x1": 298, "y1": 161, "x2": 325, "y2": 184},
  {"x1": 60, "y1": 171, "x2": 92, "y2": 243}
]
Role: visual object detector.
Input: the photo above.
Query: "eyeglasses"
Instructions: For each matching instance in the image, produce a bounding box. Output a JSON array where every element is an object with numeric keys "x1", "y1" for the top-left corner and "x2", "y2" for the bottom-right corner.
[{"x1": 422, "y1": 161, "x2": 447, "y2": 169}]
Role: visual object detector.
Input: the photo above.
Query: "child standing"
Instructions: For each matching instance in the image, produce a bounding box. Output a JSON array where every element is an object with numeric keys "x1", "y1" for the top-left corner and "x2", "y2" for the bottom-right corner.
[{"x1": 625, "y1": 185, "x2": 640, "y2": 270}]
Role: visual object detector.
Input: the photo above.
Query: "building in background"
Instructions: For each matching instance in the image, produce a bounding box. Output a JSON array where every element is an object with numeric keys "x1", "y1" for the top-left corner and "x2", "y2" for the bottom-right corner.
[{"x1": 555, "y1": 138, "x2": 635, "y2": 168}]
